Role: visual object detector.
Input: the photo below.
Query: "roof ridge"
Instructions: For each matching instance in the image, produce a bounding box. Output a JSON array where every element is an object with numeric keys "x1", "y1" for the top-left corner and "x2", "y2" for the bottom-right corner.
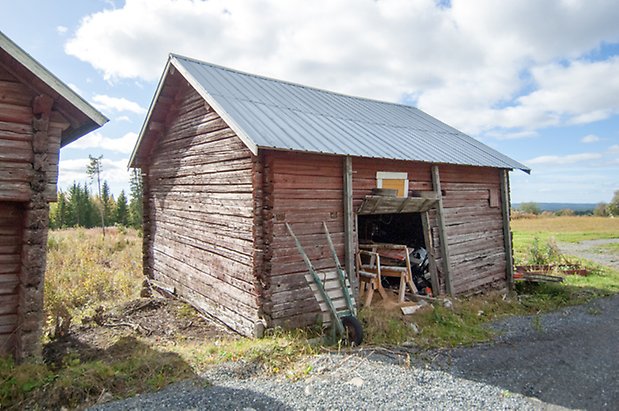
[{"x1": 170, "y1": 53, "x2": 423, "y2": 112}]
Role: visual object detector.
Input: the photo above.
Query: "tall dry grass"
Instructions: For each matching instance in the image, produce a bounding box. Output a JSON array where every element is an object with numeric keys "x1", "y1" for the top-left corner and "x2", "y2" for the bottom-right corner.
[{"x1": 45, "y1": 227, "x2": 143, "y2": 325}]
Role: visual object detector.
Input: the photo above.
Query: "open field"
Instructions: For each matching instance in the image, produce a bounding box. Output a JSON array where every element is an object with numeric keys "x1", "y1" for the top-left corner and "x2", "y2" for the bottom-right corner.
[
  {"x1": 511, "y1": 216, "x2": 619, "y2": 265},
  {"x1": 511, "y1": 215, "x2": 619, "y2": 244}
]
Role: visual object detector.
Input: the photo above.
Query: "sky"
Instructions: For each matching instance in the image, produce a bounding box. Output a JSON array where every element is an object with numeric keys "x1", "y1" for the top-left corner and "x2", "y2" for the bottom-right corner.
[{"x1": 1, "y1": 0, "x2": 618, "y2": 204}]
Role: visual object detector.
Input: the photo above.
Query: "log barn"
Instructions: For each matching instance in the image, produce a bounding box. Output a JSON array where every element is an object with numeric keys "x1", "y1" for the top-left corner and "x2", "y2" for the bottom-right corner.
[
  {"x1": 0, "y1": 32, "x2": 107, "y2": 358},
  {"x1": 130, "y1": 54, "x2": 529, "y2": 337}
]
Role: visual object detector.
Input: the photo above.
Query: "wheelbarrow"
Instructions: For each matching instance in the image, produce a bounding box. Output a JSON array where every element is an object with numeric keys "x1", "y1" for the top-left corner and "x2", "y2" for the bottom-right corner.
[{"x1": 286, "y1": 222, "x2": 363, "y2": 346}]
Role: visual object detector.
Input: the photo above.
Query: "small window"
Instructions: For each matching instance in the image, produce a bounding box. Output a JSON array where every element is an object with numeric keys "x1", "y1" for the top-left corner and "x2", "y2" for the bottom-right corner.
[{"x1": 376, "y1": 171, "x2": 408, "y2": 198}]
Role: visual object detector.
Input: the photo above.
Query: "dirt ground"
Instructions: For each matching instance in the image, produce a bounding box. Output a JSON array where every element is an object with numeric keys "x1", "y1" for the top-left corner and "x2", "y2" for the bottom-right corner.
[
  {"x1": 43, "y1": 298, "x2": 236, "y2": 368},
  {"x1": 558, "y1": 238, "x2": 619, "y2": 270}
]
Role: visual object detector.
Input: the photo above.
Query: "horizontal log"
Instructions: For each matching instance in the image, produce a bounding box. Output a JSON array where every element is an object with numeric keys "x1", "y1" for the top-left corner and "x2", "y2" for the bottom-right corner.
[
  {"x1": 0, "y1": 165, "x2": 33, "y2": 182},
  {"x1": 152, "y1": 249, "x2": 258, "y2": 304},
  {"x1": 0, "y1": 146, "x2": 33, "y2": 163},
  {"x1": 0, "y1": 102, "x2": 32, "y2": 124},
  {"x1": 152, "y1": 272, "x2": 257, "y2": 336},
  {"x1": 0, "y1": 294, "x2": 18, "y2": 315},
  {"x1": 454, "y1": 271, "x2": 507, "y2": 294},
  {"x1": 0, "y1": 80, "x2": 33, "y2": 105},
  {"x1": 153, "y1": 223, "x2": 254, "y2": 266},
  {"x1": 270, "y1": 188, "x2": 342, "y2": 200},
  {"x1": 0, "y1": 183, "x2": 30, "y2": 202},
  {"x1": 152, "y1": 197, "x2": 254, "y2": 218}
]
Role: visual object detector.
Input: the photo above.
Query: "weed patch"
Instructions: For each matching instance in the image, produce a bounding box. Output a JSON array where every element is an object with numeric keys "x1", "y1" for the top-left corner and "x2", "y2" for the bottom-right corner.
[
  {"x1": 1, "y1": 337, "x2": 195, "y2": 410},
  {"x1": 45, "y1": 227, "x2": 143, "y2": 331}
]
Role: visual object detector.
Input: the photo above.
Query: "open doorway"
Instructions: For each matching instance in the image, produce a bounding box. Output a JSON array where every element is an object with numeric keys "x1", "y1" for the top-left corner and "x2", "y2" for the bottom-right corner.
[{"x1": 357, "y1": 212, "x2": 433, "y2": 295}]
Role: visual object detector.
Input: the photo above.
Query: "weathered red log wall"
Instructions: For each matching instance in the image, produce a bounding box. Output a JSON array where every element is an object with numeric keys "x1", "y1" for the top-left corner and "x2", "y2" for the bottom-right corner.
[
  {"x1": 143, "y1": 84, "x2": 261, "y2": 336},
  {"x1": 0, "y1": 63, "x2": 68, "y2": 358},
  {"x1": 260, "y1": 153, "x2": 509, "y2": 328}
]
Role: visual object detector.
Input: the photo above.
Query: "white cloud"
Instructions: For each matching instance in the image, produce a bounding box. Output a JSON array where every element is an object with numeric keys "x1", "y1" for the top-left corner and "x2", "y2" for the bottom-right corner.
[
  {"x1": 527, "y1": 152, "x2": 603, "y2": 165},
  {"x1": 483, "y1": 130, "x2": 538, "y2": 140},
  {"x1": 91, "y1": 94, "x2": 146, "y2": 115},
  {"x1": 58, "y1": 158, "x2": 132, "y2": 193},
  {"x1": 56, "y1": 25, "x2": 68, "y2": 34},
  {"x1": 65, "y1": 131, "x2": 138, "y2": 154},
  {"x1": 65, "y1": 0, "x2": 619, "y2": 136},
  {"x1": 609, "y1": 144, "x2": 619, "y2": 153},
  {"x1": 581, "y1": 134, "x2": 600, "y2": 143}
]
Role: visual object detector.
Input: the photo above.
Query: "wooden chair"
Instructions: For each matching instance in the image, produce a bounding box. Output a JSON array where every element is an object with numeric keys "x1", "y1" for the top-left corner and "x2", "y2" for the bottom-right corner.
[
  {"x1": 359, "y1": 244, "x2": 418, "y2": 303},
  {"x1": 355, "y1": 250, "x2": 388, "y2": 306}
]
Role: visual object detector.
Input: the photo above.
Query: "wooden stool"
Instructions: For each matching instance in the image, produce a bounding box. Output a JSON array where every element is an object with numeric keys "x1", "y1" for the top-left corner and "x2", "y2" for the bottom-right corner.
[{"x1": 356, "y1": 250, "x2": 388, "y2": 306}]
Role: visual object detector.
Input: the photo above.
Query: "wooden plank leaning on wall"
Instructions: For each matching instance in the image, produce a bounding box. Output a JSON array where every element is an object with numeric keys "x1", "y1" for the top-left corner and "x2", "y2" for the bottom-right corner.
[
  {"x1": 342, "y1": 156, "x2": 358, "y2": 297},
  {"x1": 431, "y1": 165, "x2": 454, "y2": 296},
  {"x1": 500, "y1": 169, "x2": 514, "y2": 289}
]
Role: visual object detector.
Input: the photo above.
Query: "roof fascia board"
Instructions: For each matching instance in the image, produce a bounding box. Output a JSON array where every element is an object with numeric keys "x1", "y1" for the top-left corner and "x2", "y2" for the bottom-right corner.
[
  {"x1": 170, "y1": 56, "x2": 258, "y2": 156},
  {"x1": 0, "y1": 31, "x2": 107, "y2": 127},
  {"x1": 129, "y1": 58, "x2": 173, "y2": 168}
]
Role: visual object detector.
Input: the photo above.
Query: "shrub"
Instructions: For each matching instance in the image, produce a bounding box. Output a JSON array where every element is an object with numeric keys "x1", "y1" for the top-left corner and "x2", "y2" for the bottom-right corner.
[
  {"x1": 527, "y1": 236, "x2": 563, "y2": 265},
  {"x1": 519, "y1": 202, "x2": 541, "y2": 215}
]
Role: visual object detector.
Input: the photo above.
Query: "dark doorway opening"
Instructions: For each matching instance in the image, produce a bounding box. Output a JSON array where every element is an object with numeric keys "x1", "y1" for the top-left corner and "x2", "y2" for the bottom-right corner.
[
  {"x1": 357, "y1": 212, "x2": 433, "y2": 295},
  {"x1": 358, "y1": 212, "x2": 425, "y2": 249}
]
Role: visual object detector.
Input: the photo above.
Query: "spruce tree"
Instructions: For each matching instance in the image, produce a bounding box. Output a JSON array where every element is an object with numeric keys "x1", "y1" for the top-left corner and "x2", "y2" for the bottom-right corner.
[
  {"x1": 115, "y1": 190, "x2": 129, "y2": 226},
  {"x1": 128, "y1": 168, "x2": 143, "y2": 228}
]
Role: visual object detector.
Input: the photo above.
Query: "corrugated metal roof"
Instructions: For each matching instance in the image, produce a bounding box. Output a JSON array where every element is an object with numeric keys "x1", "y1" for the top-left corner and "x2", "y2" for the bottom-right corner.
[{"x1": 162, "y1": 54, "x2": 529, "y2": 172}]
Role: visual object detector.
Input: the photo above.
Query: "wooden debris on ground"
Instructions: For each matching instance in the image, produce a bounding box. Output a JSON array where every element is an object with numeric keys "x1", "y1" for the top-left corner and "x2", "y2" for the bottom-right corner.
[
  {"x1": 513, "y1": 271, "x2": 564, "y2": 283},
  {"x1": 516, "y1": 264, "x2": 589, "y2": 277},
  {"x1": 400, "y1": 304, "x2": 423, "y2": 315}
]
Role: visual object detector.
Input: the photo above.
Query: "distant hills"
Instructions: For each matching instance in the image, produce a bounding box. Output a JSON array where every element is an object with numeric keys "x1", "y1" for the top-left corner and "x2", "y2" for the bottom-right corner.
[{"x1": 512, "y1": 203, "x2": 597, "y2": 213}]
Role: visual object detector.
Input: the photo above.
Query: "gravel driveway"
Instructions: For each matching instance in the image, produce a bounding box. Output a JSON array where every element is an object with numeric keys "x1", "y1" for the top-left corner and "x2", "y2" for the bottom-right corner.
[
  {"x1": 92, "y1": 353, "x2": 552, "y2": 411},
  {"x1": 430, "y1": 294, "x2": 619, "y2": 411},
  {"x1": 92, "y1": 294, "x2": 619, "y2": 411},
  {"x1": 558, "y1": 238, "x2": 619, "y2": 270}
]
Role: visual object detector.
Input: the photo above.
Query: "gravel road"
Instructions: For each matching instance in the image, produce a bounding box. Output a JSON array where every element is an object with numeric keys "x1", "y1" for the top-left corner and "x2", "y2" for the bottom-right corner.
[
  {"x1": 90, "y1": 297, "x2": 619, "y2": 410},
  {"x1": 431, "y1": 293, "x2": 619, "y2": 411},
  {"x1": 92, "y1": 353, "x2": 553, "y2": 411},
  {"x1": 558, "y1": 238, "x2": 619, "y2": 270}
]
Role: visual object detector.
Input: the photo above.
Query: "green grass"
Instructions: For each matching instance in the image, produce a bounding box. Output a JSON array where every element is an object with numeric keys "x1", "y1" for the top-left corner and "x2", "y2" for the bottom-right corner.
[
  {"x1": 0, "y1": 337, "x2": 196, "y2": 410},
  {"x1": 511, "y1": 216, "x2": 619, "y2": 265},
  {"x1": 511, "y1": 216, "x2": 619, "y2": 243}
]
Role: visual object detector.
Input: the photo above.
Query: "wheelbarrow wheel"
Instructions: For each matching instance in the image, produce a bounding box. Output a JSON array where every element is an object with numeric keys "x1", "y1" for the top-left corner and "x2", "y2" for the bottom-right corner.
[{"x1": 341, "y1": 315, "x2": 363, "y2": 346}]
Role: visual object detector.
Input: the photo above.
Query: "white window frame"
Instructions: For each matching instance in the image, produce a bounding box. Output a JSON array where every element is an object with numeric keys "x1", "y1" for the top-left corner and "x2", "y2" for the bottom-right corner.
[{"x1": 376, "y1": 171, "x2": 409, "y2": 197}]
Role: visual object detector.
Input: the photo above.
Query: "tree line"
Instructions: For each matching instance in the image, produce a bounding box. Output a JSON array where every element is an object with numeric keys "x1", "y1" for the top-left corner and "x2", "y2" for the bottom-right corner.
[
  {"x1": 49, "y1": 159, "x2": 143, "y2": 230},
  {"x1": 515, "y1": 190, "x2": 619, "y2": 217}
]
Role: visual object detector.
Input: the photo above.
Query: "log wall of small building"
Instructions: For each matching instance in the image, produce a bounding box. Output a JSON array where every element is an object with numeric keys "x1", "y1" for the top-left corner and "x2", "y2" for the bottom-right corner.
[
  {"x1": 0, "y1": 64, "x2": 64, "y2": 203},
  {"x1": 439, "y1": 164, "x2": 507, "y2": 294},
  {"x1": 144, "y1": 85, "x2": 260, "y2": 336},
  {"x1": 261, "y1": 151, "x2": 345, "y2": 328},
  {"x1": 0, "y1": 63, "x2": 66, "y2": 358}
]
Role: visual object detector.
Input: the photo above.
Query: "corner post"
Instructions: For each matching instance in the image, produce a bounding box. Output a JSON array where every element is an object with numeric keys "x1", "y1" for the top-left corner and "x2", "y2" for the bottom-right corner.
[
  {"x1": 500, "y1": 169, "x2": 514, "y2": 290},
  {"x1": 343, "y1": 156, "x2": 357, "y2": 296},
  {"x1": 432, "y1": 165, "x2": 454, "y2": 296}
]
